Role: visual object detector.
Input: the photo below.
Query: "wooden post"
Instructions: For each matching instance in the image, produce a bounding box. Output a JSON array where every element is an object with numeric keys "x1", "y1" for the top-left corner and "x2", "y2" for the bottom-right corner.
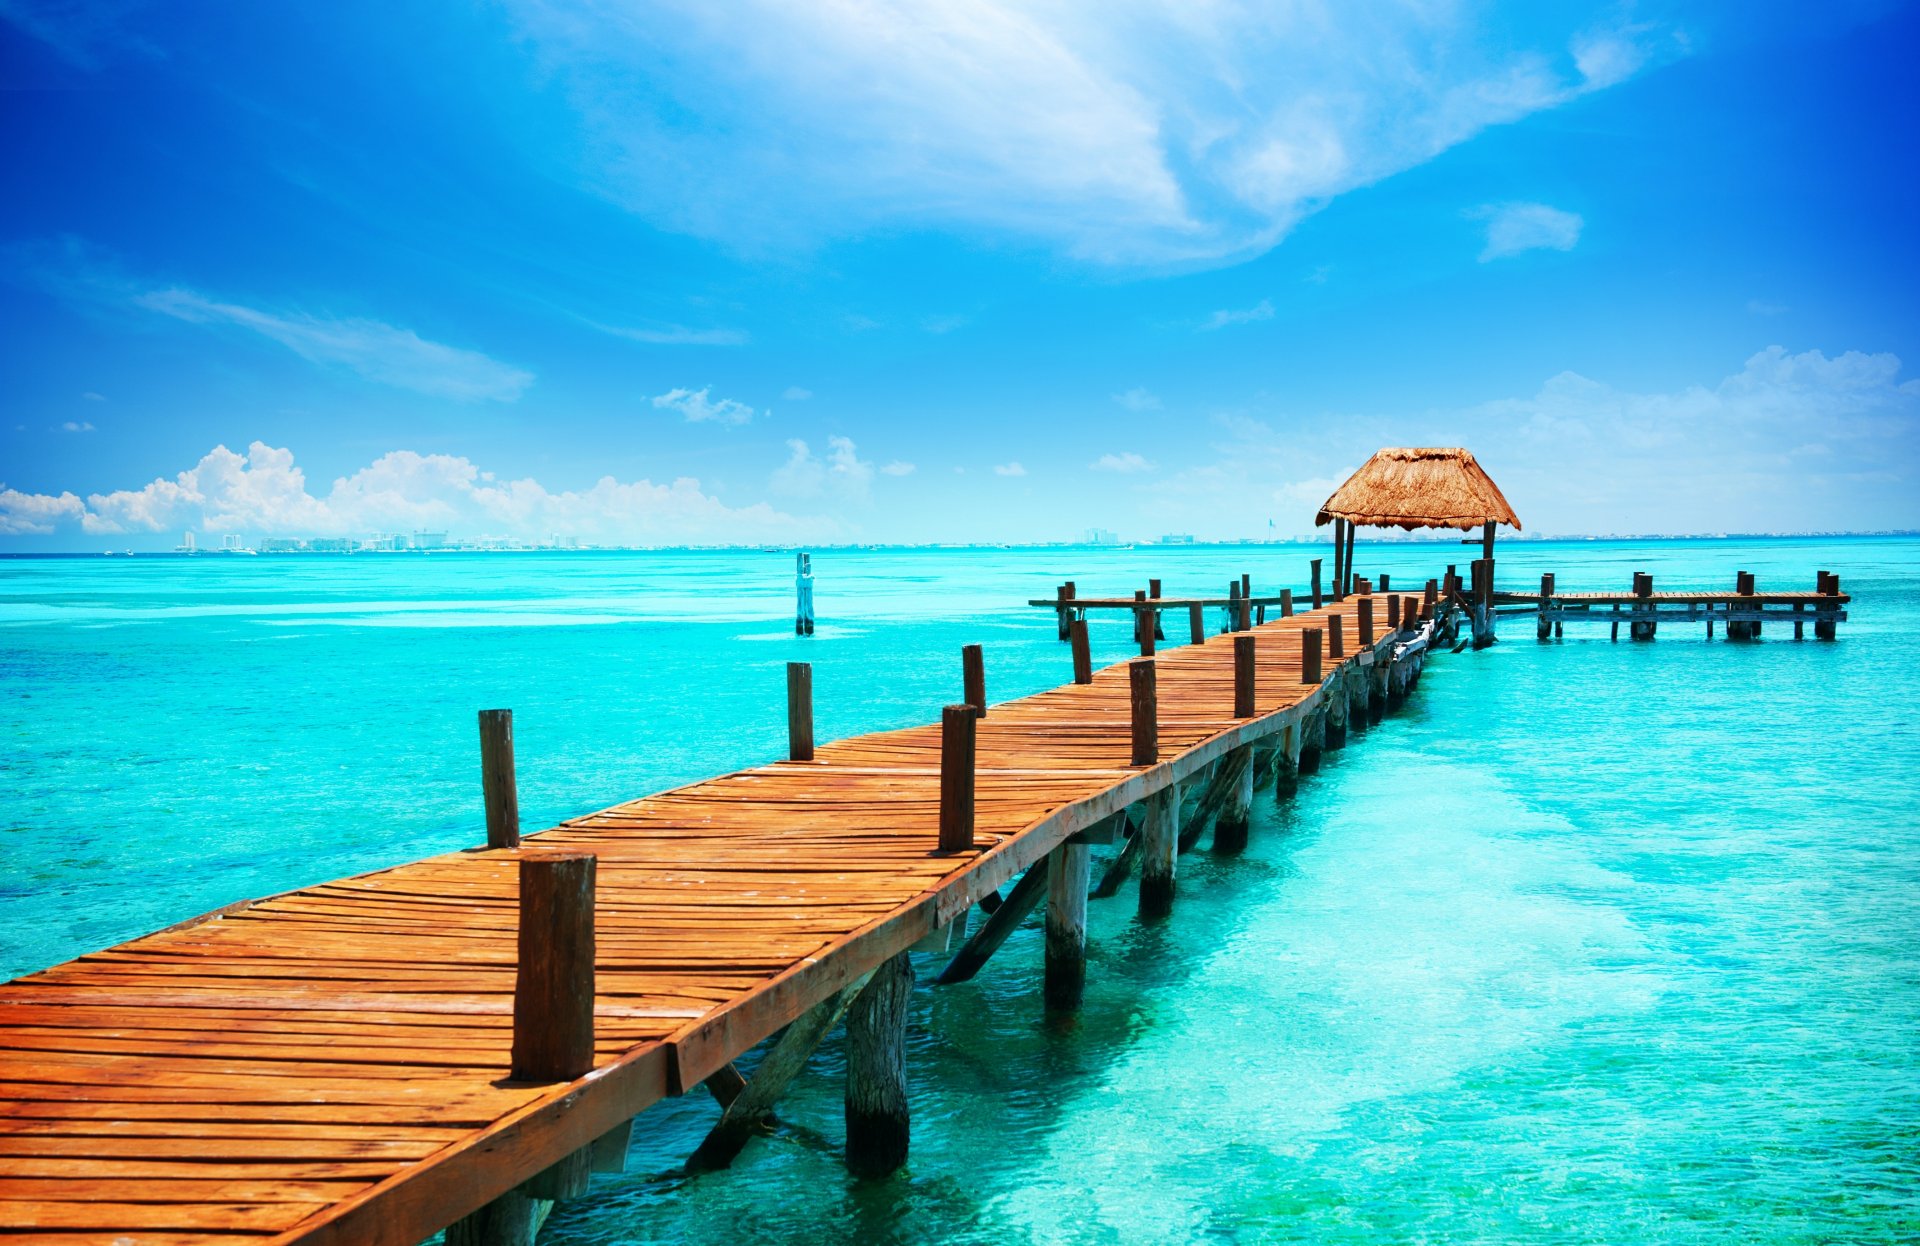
[
  {"x1": 1188, "y1": 601, "x2": 1205, "y2": 645},
  {"x1": 1301, "y1": 627, "x2": 1322, "y2": 684},
  {"x1": 1129, "y1": 659, "x2": 1158, "y2": 766},
  {"x1": 1233, "y1": 634, "x2": 1256, "y2": 717},
  {"x1": 961, "y1": 644, "x2": 986, "y2": 717},
  {"x1": 1237, "y1": 592, "x2": 1252, "y2": 632},
  {"x1": 1148, "y1": 578, "x2": 1165, "y2": 640},
  {"x1": 1354, "y1": 577, "x2": 1371, "y2": 596},
  {"x1": 1816, "y1": 572, "x2": 1839, "y2": 640},
  {"x1": 1280, "y1": 588, "x2": 1294, "y2": 618},
  {"x1": 1379, "y1": 573, "x2": 1391, "y2": 593},
  {"x1": 1045, "y1": 841, "x2": 1091, "y2": 1010},
  {"x1": 1358, "y1": 596, "x2": 1375, "y2": 646},
  {"x1": 845, "y1": 951, "x2": 912, "y2": 1178},
  {"x1": 787, "y1": 663, "x2": 814, "y2": 762},
  {"x1": 512, "y1": 854, "x2": 596, "y2": 1083},
  {"x1": 1631, "y1": 572, "x2": 1656, "y2": 640},
  {"x1": 794, "y1": 551, "x2": 815, "y2": 636},
  {"x1": 1328, "y1": 613, "x2": 1344, "y2": 660},
  {"x1": 1402, "y1": 595, "x2": 1420, "y2": 633},
  {"x1": 1537, "y1": 572, "x2": 1553, "y2": 641},
  {"x1": 1213, "y1": 746, "x2": 1255, "y2": 854},
  {"x1": 1343, "y1": 522, "x2": 1357, "y2": 600},
  {"x1": 1272, "y1": 724, "x2": 1300, "y2": 796},
  {"x1": 1793, "y1": 601, "x2": 1804, "y2": 640},
  {"x1": 1311, "y1": 558, "x2": 1324, "y2": 609},
  {"x1": 1425, "y1": 579, "x2": 1438, "y2": 614},
  {"x1": 1070, "y1": 618, "x2": 1092, "y2": 685},
  {"x1": 1057, "y1": 582, "x2": 1077, "y2": 640},
  {"x1": 939, "y1": 705, "x2": 975, "y2": 853},
  {"x1": 1227, "y1": 580, "x2": 1242, "y2": 633},
  {"x1": 478, "y1": 709, "x2": 520, "y2": 851},
  {"x1": 1134, "y1": 590, "x2": 1155, "y2": 656},
  {"x1": 1139, "y1": 780, "x2": 1180, "y2": 918}
]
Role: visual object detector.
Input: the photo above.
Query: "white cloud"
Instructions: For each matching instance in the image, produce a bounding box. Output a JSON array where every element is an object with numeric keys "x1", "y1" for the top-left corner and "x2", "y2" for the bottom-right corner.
[
  {"x1": 1201, "y1": 299, "x2": 1274, "y2": 331},
  {"x1": 1113, "y1": 387, "x2": 1161, "y2": 412},
  {"x1": 136, "y1": 287, "x2": 533, "y2": 401},
  {"x1": 650, "y1": 385, "x2": 756, "y2": 425},
  {"x1": 595, "y1": 322, "x2": 748, "y2": 346},
  {"x1": 880, "y1": 461, "x2": 915, "y2": 476},
  {"x1": 770, "y1": 435, "x2": 875, "y2": 501},
  {"x1": 504, "y1": 3, "x2": 1674, "y2": 265},
  {"x1": 1, "y1": 441, "x2": 836, "y2": 544},
  {"x1": 1474, "y1": 202, "x2": 1583, "y2": 262},
  {"x1": 782, "y1": 386, "x2": 814, "y2": 400},
  {"x1": 993, "y1": 461, "x2": 1027, "y2": 477},
  {"x1": 60, "y1": 421, "x2": 95, "y2": 432},
  {"x1": 1091, "y1": 451, "x2": 1154, "y2": 473}
]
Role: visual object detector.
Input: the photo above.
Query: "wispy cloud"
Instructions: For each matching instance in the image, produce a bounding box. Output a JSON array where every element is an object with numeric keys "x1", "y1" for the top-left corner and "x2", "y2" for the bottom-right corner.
[
  {"x1": 60, "y1": 421, "x2": 95, "y2": 433},
  {"x1": 880, "y1": 461, "x2": 915, "y2": 477},
  {"x1": 1113, "y1": 387, "x2": 1161, "y2": 412},
  {"x1": 993, "y1": 461, "x2": 1027, "y2": 477},
  {"x1": 1473, "y1": 202, "x2": 1583, "y2": 262},
  {"x1": 0, "y1": 441, "x2": 837, "y2": 543},
  {"x1": 1201, "y1": 299, "x2": 1274, "y2": 331},
  {"x1": 505, "y1": 3, "x2": 1677, "y2": 265},
  {"x1": 1091, "y1": 451, "x2": 1153, "y2": 473},
  {"x1": 650, "y1": 385, "x2": 755, "y2": 425},
  {"x1": 134, "y1": 287, "x2": 535, "y2": 401},
  {"x1": 81, "y1": 391, "x2": 105, "y2": 401},
  {"x1": 594, "y1": 321, "x2": 749, "y2": 346}
]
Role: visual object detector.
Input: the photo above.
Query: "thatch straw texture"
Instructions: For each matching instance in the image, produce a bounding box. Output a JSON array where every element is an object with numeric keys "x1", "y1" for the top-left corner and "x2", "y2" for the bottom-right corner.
[{"x1": 1315, "y1": 447, "x2": 1521, "y2": 532}]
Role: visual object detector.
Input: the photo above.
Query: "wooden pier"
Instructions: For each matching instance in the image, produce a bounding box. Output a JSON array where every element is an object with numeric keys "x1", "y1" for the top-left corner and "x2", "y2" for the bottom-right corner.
[
  {"x1": 0, "y1": 582, "x2": 1447, "y2": 1244},
  {"x1": 1496, "y1": 570, "x2": 1850, "y2": 640}
]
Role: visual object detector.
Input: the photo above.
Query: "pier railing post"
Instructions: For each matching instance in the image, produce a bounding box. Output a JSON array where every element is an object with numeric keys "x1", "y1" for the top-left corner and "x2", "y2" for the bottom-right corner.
[
  {"x1": 1188, "y1": 601, "x2": 1205, "y2": 645},
  {"x1": 1280, "y1": 588, "x2": 1294, "y2": 618},
  {"x1": 1301, "y1": 627, "x2": 1323, "y2": 684},
  {"x1": 1816, "y1": 571, "x2": 1839, "y2": 640},
  {"x1": 513, "y1": 853, "x2": 597, "y2": 1202},
  {"x1": 1311, "y1": 558, "x2": 1324, "y2": 609},
  {"x1": 1425, "y1": 579, "x2": 1439, "y2": 616},
  {"x1": 1632, "y1": 572, "x2": 1657, "y2": 641},
  {"x1": 1358, "y1": 596, "x2": 1375, "y2": 646},
  {"x1": 1070, "y1": 619, "x2": 1093, "y2": 685},
  {"x1": 1149, "y1": 579, "x2": 1165, "y2": 640},
  {"x1": 939, "y1": 705, "x2": 976, "y2": 853},
  {"x1": 787, "y1": 663, "x2": 814, "y2": 762},
  {"x1": 1233, "y1": 634, "x2": 1256, "y2": 718},
  {"x1": 1328, "y1": 613, "x2": 1344, "y2": 660},
  {"x1": 1058, "y1": 582, "x2": 1077, "y2": 640},
  {"x1": 1129, "y1": 658, "x2": 1158, "y2": 766},
  {"x1": 1044, "y1": 841, "x2": 1091, "y2": 1010},
  {"x1": 478, "y1": 709, "x2": 521, "y2": 850},
  {"x1": 1228, "y1": 580, "x2": 1242, "y2": 633},
  {"x1": 962, "y1": 644, "x2": 986, "y2": 717},
  {"x1": 1134, "y1": 590, "x2": 1155, "y2": 656},
  {"x1": 846, "y1": 951, "x2": 913, "y2": 1177},
  {"x1": 1402, "y1": 596, "x2": 1420, "y2": 634}
]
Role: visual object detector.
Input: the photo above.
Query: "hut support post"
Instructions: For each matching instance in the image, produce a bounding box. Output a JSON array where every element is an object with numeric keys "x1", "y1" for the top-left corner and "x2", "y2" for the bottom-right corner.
[
  {"x1": 1331, "y1": 519, "x2": 1346, "y2": 602},
  {"x1": 845, "y1": 951, "x2": 913, "y2": 1178},
  {"x1": 1344, "y1": 521, "x2": 1358, "y2": 598}
]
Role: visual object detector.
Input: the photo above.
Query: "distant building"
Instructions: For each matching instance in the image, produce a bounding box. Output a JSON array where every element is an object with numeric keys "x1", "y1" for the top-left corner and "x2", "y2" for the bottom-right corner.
[
  {"x1": 1158, "y1": 533, "x2": 1195, "y2": 544},
  {"x1": 174, "y1": 531, "x2": 197, "y2": 553},
  {"x1": 1084, "y1": 527, "x2": 1121, "y2": 545},
  {"x1": 411, "y1": 531, "x2": 449, "y2": 549}
]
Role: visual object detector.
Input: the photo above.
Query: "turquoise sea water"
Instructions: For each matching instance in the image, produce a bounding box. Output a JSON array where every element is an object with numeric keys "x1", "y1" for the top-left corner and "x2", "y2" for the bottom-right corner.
[{"x1": 3, "y1": 538, "x2": 1916, "y2": 1243}]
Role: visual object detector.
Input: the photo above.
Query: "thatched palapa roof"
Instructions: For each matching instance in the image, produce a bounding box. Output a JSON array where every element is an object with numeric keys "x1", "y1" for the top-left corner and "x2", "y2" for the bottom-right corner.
[{"x1": 1315, "y1": 447, "x2": 1521, "y2": 532}]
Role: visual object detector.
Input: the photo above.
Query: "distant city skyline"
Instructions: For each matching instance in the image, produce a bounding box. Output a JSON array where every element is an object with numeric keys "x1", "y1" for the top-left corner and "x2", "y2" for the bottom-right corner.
[{"x1": 3, "y1": 2, "x2": 1917, "y2": 549}]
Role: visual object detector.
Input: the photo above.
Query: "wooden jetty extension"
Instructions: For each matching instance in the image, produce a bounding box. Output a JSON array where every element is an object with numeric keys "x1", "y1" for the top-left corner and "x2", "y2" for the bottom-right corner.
[{"x1": 0, "y1": 582, "x2": 1447, "y2": 1244}]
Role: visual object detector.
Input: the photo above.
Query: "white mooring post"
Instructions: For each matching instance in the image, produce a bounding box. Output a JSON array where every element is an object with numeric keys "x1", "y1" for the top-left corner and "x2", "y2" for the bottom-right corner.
[{"x1": 795, "y1": 551, "x2": 815, "y2": 636}]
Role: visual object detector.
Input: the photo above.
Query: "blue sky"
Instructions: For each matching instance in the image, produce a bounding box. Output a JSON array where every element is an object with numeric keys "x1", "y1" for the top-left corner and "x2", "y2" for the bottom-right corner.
[{"x1": 2, "y1": 0, "x2": 1917, "y2": 547}]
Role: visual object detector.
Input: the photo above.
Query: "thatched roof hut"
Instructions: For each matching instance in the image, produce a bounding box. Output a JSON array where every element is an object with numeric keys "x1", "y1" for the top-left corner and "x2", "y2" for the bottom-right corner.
[{"x1": 1315, "y1": 447, "x2": 1520, "y2": 533}]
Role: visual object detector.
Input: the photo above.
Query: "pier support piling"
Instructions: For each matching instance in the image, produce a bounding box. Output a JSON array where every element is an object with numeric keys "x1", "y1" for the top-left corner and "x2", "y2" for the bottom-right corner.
[
  {"x1": 1045, "y1": 840, "x2": 1091, "y2": 1010},
  {"x1": 1213, "y1": 746, "x2": 1255, "y2": 854},
  {"x1": 1139, "y1": 781, "x2": 1181, "y2": 918},
  {"x1": 1631, "y1": 573, "x2": 1657, "y2": 641},
  {"x1": 845, "y1": 951, "x2": 913, "y2": 1178}
]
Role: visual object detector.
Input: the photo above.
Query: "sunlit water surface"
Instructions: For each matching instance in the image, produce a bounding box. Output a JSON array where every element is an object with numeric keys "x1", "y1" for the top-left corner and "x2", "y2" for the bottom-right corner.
[{"x1": 2, "y1": 538, "x2": 1914, "y2": 1244}]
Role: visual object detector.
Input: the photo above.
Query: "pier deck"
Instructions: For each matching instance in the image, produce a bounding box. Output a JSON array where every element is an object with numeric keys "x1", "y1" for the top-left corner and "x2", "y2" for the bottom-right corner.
[{"x1": 0, "y1": 591, "x2": 1424, "y2": 1244}]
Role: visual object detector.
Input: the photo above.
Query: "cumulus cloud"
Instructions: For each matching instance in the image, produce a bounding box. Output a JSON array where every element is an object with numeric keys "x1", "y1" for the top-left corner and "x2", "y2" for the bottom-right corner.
[
  {"x1": 1474, "y1": 202, "x2": 1583, "y2": 261},
  {"x1": 137, "y1": 288, "x2": 534, "y2": 400},
  {"x1": 503, "y1": 3, "x2": 1674, "y2": 265},
  {"x1": 1113, "y1": 387, "x2": 1161, "y2": 412},
  {"x1": 770, "y1": 435, "x2": 875, "y2": 501},
  {"x1": 1091, "y1": 452, "x2": 1153, "y2": 473},
  {"x1": 650, "y1": 385, "x2": 756, "y2": 424},
  {"x1": 993, "y1": 461, "x2": 1027, "y2": 477},
  {"x1": 1, "y1": 442, "x2": 835, "y2": 544},
  {"x1": 1201, "y1": 299, "x2": 1274, "y2": 331}
]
